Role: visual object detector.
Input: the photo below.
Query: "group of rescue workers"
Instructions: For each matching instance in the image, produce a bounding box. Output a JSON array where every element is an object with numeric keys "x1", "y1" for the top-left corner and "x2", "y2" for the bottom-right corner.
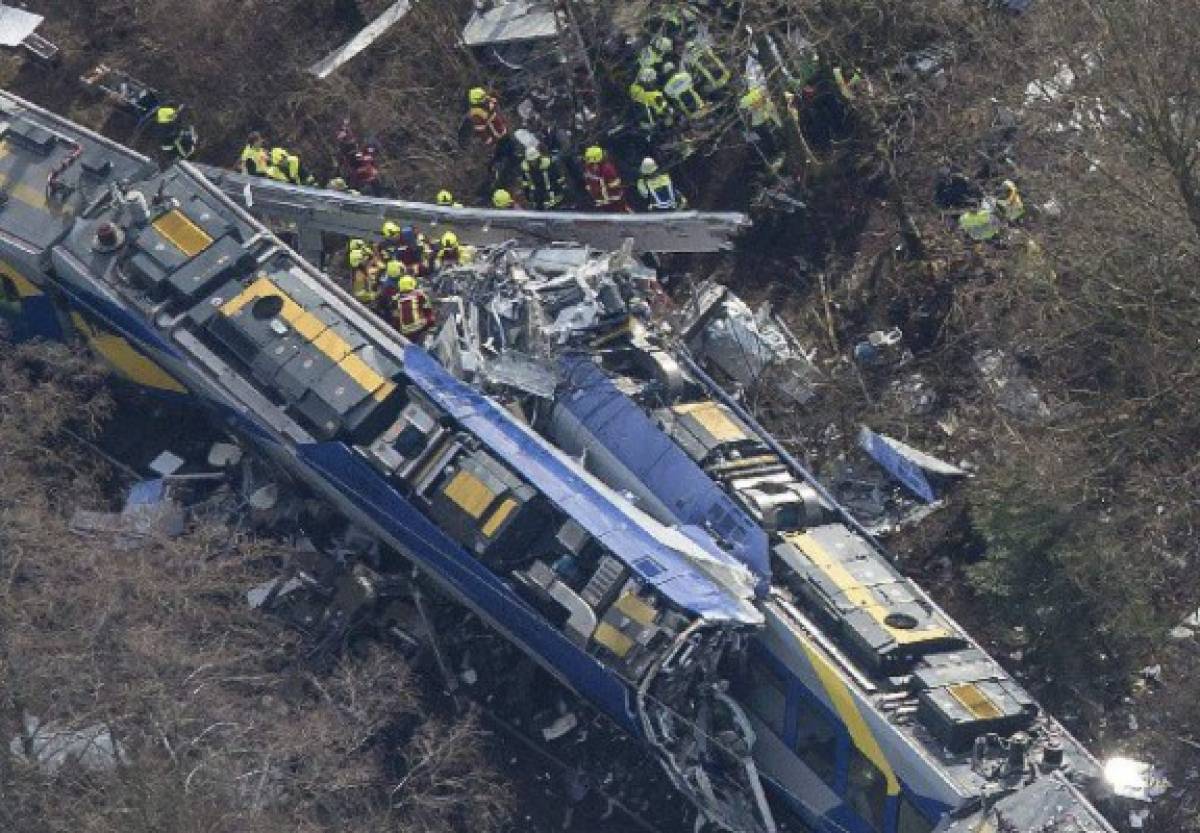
[
  {"x1": 218, "y1": 0, "x2": 1024, "y2": 346},
  {"x1": 344, "y1": 221, "x2": 470, "y2": 342},
  {"x1": 466, "y1": 87, "x2": 689, "y2": 214}
]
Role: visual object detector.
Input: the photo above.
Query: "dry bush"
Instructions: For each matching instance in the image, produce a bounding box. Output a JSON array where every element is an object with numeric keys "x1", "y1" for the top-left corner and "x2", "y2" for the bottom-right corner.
[{"x1": 0, "y1": 343, "x2": 512, "y2": 833}]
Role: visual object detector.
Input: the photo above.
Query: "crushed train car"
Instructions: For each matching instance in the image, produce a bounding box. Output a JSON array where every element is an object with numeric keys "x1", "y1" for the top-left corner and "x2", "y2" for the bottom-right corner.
[{"x1": 0, "y1": 90, "x2": 1131, "y2": 833}]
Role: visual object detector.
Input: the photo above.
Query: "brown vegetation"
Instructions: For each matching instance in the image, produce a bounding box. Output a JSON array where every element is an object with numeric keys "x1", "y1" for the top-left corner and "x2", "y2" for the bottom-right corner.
[{"x1": 0, "y1": 343, "x2": 511, "y2": 833}]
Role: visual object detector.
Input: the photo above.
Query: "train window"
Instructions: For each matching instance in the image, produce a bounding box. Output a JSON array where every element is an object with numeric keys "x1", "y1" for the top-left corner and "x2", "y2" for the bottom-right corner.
[
  {"x1": 898, "y1": 797, "x2": 935, "y2": 833},
  {"x1": 745, "y1": 659, "x2": 787, "y2": 737},
  {"x1": 793, "y1": 704, "x2": 838, "y2": 787},
  {"x1": 847, "y1": 748, "x2": 888, "y2": 832}
]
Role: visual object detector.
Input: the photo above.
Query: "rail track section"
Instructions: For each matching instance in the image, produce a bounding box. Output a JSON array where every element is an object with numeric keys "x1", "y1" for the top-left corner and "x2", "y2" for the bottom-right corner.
[{"x1": 0, "y1": 89, "x2": 1125, "y2": 833}]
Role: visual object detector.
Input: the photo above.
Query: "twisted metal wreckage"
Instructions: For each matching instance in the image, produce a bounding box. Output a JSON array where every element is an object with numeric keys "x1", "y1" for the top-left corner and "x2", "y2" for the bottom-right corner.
[{"x1": 0, "y1": 87, "x2": 1154, "y2": 833}]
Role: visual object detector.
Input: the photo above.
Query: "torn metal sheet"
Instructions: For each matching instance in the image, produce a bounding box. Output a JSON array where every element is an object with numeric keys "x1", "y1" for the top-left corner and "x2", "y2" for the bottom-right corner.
[
  {"x1": 308, "y1": 1, "x2": 412, "y2": 79},
  {"x1": 0, "y1": 4, "x2": 43, "y2": 48},
  {"x1": 10, "y1": 715, "x2": 128, "y2": 774},
  {"x1": 679, "y1": 282, "x2": 818, "y2": 401},
  {"x1": 463, "y1": 1, "x2": 559, "y2": 47},
  {"x1": 191, "y1": 164, "x2": 749, "y2": 256},
  {"x1": 859, "y1": 428, "x2": 937, "y2": 503}
]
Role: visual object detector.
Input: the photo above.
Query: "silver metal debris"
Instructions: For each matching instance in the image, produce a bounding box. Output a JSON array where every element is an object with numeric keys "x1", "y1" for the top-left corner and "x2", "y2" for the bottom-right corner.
[
  {"x1": 10, "y1": 715, "x2": 128, "y2": 774},
  {"x1": 679, "y1": 282, "x2": 819, "y2": 402},
  {"x1": 308, "y1": 1, "x2": 412, "y2": 79}
]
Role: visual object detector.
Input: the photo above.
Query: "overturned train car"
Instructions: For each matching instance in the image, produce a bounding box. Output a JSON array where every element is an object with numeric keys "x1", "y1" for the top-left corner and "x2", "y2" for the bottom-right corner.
[{"x1": 0, "y1": 90, "x2": 1122, "y2": 833}]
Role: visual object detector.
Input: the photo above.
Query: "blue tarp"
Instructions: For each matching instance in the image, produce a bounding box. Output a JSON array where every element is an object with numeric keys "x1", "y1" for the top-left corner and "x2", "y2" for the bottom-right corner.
[{"x1": 403, "y1": 346, "x2": 760, "y2": 624}]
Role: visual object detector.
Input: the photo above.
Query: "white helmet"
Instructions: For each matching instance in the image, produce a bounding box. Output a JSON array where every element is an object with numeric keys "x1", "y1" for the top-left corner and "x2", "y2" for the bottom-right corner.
[
  {"x1": 640, "y1": 157, "x2": 659, "y2": 176},
  {"x1": 525, "y1": 144, "x2": 541, "y2": 162}
]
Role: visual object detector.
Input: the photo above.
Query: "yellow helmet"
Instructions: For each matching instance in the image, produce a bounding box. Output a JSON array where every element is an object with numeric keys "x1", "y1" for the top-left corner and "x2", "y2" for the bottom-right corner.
[
  {"x1": 468, "y1": 87, "x2": 487, "y2": 105},
  {"x1": 156, "y1": 106, "x2": 178, "y2": 125},
  {"x1": 396, "y1": 275, "x2": 418, "y2": 293},
  {"x1": 386, "y1": 260, "x2": 406, "y2": 280},
  {"x1": 270, "y1": 147, "x2": 289, "y2": 166},
  {"x1": 349, "y1": 238, "x2": 368, "y2": 252},
  {"x1": 492, "y1": 189, "x2": 514, "y2": 208},
  {"x1": 441, "y1": 231, "x2": 459, "y2": 248},
  {"x1": 584, "y1": 146, "x2": 604, "y2": 164},
  {"x1": 436, "y1": 190, "x2": 454, "y2": 206},
  {"x1": 381, "y1": 221, "x2": 401, "y2": 238}
]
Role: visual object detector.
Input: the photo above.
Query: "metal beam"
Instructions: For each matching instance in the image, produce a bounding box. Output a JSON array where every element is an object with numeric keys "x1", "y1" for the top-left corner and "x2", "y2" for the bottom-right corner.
[
  {"x1": 194, "y1": 165, "x2": 749, "y2": 254},
  {"x1": 308, "y1": 0, "x2": 413, "y2": 79}
]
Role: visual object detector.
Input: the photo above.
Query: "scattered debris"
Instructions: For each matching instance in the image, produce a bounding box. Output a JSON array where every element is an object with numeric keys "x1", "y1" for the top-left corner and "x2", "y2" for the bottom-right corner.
[
  {"x1": 680, "y1": 281, "x2": 819, "y2": 402},
  {"x1": 463, "y1": 1, "x2": 559, "y2": 50},
  {"x1": 148, "y1": 449, "x2": 186, "y2": 476},
  {"x1": 1167, "y1": 626, "x2": 1195, "y2": 641},
  {"x1": 858, "y1": 427, "x2": 967, "y2": 504},
  {"x1": 853, "y1": 327, "x2": 910, "y2": 369},
  {"x1": 974, "y1": 349, "x2": 1054, "y2": 421},
  {"x1": 9, "y1": 715, "x2": 128, "y2": 774},
  {"x1": 70, "y1": 478, "x2": 186, "y2": 547},
  {"x1": 247, "y1": 576, "x2": 304, "y2": 610}
]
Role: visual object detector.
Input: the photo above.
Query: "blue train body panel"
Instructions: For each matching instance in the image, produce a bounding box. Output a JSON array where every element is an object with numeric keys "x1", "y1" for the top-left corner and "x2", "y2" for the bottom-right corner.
[
  {"x1": 296, "y1": 441, "x2": 640, "y2": 733},
  {"x1": 404, "y1": 345, "x2": 760, "y2": 625},
  {"x1": 557, "y1": 355, "x2": 771, "y2": 588}
]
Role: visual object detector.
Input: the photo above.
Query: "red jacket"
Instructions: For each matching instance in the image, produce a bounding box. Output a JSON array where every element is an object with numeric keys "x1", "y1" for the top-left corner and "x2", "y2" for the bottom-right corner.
[
  {"x1": 584, "y1": 160, "x2": 627, "y2": 210},
  {"x1": 394, "y1": 290, "x2": 435, "y2": 336},
  {"x1": 468, "y1": 98, "x2": 509, "y2": 145}
]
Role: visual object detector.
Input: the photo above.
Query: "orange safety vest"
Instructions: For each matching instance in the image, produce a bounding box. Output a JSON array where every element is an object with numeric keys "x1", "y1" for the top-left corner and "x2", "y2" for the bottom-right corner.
[{"x1": 394, "y1": 290, "x2": 433, "y2": 335}]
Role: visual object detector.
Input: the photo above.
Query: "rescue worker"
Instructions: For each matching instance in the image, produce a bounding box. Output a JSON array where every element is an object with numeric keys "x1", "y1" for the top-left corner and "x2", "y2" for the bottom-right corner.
[
  {"x1": 638, "y1": 36, "x2": 676, "y2": 84},
  {"x1": 833, "y1": 66, "x2": 867, "y2": 101},
  {"x1": 583, "y1": 146, "x2": 629, "y2": 213},
  {"x1": 467, "y1": 87, "x2": 508, "y2": 144},
  {"x1": 347, "y1": 238, "x2": 371, "y2": 268},
  {"x1": 352, "y1": 251, "x2": 380, "y2": 305},
  {"x1": 152, "y1": 106, "x2": 196, "y2": 159},
  {"x1": 392, "y1": 226, "x2": 431, "y2": 276},
  {"x1": 378, "y1": 221, "x2": 404, "y2": 260},
  {"x1": 630, "y1": 66, "x2": 676, "y2": 136},
  {"x1": 392, "y1": 274, "x2": 435, "y2": 341},
  {"x1": 376, "y1": 259, "x2": 408, "y2": 313},
  {"x1": 958, "y1": 202, "x2": 1001, "y2": 241},
  {"x1": 998, "y1": 179, "x2": 1025, "y2": 222},
  {"x1": 433, "y1": 231, "x2": 471, "y2": 271},
  {"x1": 636, "y1": 158, "x2": 688, "y2": 211},
  {"x1": 663, "y1": 68, "x2": 707, "y2": 119},
  {"x1": 520, "y1": 145, "x2": 567, "y2": 210},
  {"x1": 239, "y1": 131, "x2": 268, "y2": 176},
  {"x1": 739, "y1": 86, "x2": 782, "y2": 130},
  {"x1": 492, "y1": 188, "x2": 517, "y2": 210},
  {"x1": 436, "y1": 190, "x2": 463, "y2": 208},
  {"x1": 265, "y1": 147, "x2": 292, "y2": 182},
  {"x1": 283, "y1": 152, "x2": 315, "y2": 187},
  {"x1": 682, "y1": 37, "x2": 730, "y2": 95}
]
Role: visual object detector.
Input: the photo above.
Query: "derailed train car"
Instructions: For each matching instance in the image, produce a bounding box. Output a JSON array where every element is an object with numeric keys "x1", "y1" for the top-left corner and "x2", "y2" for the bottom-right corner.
[{"x1": 0, "y1": 90, "x2": 1127, "y2": 833}]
